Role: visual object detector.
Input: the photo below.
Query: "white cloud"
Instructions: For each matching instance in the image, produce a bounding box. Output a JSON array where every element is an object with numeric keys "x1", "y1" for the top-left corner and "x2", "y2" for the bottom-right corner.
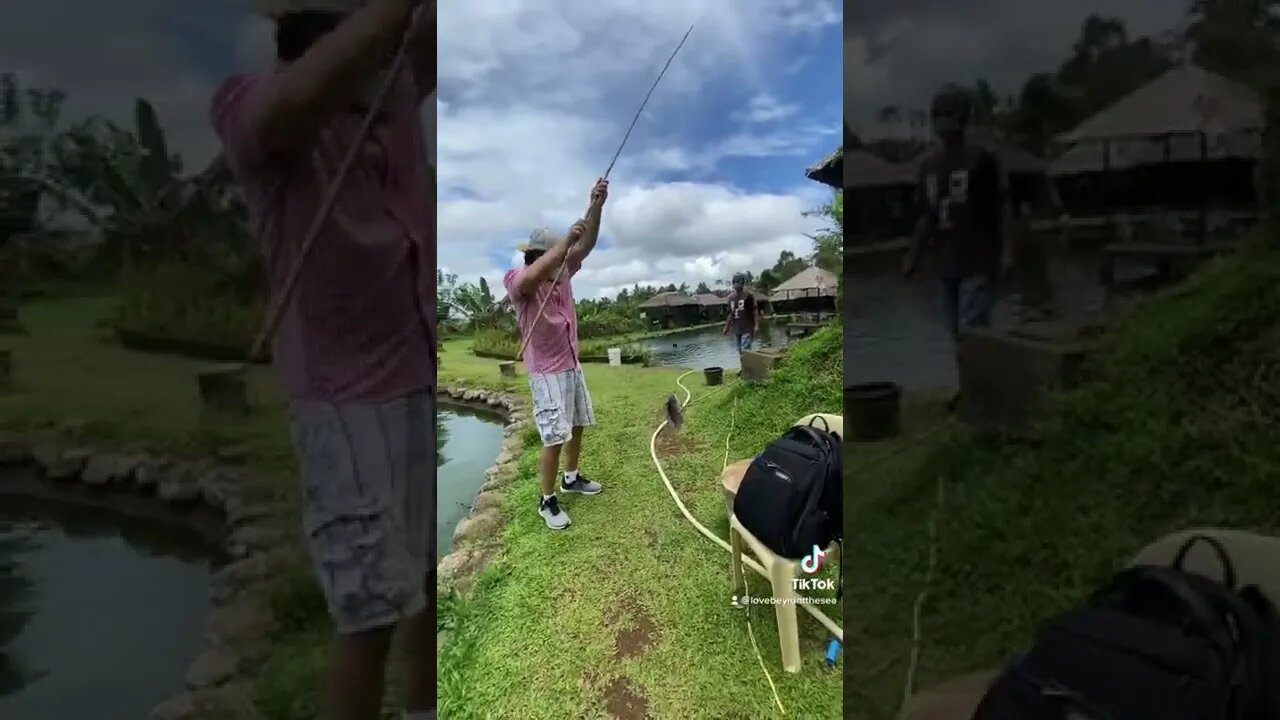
[
  {"x1": 437, "y1": 0, "x2": 840, "y2": 299},
  {"x1": 5, "y1": 0, "x2": 838, "y2": 303}
]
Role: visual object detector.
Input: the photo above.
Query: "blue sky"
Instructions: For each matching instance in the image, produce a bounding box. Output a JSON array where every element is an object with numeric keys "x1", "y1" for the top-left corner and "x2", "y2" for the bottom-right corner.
[
  {"x1": 436, "y1": 0, "x2": 842, "y2": 299},
  {"x1": 4, "y1": 0, "x2": 840, "y2": 301}
]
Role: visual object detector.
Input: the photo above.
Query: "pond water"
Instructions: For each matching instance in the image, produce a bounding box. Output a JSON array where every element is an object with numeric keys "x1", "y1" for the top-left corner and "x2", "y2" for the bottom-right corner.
[
  {"x1": 644, "y1": 322, "x2": 797, "y2": 370},
  {"x1": 437, "y1": 406, "x2": 506, "y2": 556},
  {"x1": 846, "y1": 247, "x2": 1109, "y2": 390},
  {"x1": 0, "y1": 497, "x2": 213, "y2": 720}
]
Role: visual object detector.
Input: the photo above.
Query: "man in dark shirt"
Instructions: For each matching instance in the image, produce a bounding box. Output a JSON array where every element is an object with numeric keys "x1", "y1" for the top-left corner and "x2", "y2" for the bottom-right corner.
[
  {"x1": 722, "y1": 273, "x2": 762, "y2": 351},
  {"x1": 902, "y1": 84, "x2": 1014, "y2": 368}
]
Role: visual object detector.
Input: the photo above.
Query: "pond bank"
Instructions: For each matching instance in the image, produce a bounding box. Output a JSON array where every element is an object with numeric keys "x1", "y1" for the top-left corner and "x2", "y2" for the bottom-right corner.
[
  {"x1": 0, "y1": 439, "x2": 287, "y2": 720},
  {"x1": 435, "y1": 385, "x2": 529, "y2": 599}
]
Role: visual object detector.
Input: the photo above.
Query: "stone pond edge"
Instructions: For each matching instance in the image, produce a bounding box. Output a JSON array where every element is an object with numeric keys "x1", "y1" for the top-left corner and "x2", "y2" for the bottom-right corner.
[
  {"x1": 0, "y1": 439, "x2": 286, "y2": 720},
  {"x1": 435, "y1": 384, "x2": 529, "y2": 600},
  {"x1": 0, "y1": 383, "x2": 526, "y2": 718}
]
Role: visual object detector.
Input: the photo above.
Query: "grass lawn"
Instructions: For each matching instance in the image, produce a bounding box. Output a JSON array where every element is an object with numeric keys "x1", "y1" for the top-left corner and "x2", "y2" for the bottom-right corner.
[
  {"x1": 437, "y1": 328, "x2": 843, "y2": 719},
  {"x1": 844, "y1": 239, "x2": 1280, "y2": 720},
  {"x1": 0, "y1": 294, "x2": 407, "y2": 719},
  {"x1": 0, "y1": 294, "x2": 296, "y2": 482}
]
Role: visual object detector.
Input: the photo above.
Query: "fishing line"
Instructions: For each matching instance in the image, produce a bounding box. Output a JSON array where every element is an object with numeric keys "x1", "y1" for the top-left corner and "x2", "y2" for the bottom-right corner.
[{"x1": 513, "y1": 22, "x2": 696, "y2": 363}]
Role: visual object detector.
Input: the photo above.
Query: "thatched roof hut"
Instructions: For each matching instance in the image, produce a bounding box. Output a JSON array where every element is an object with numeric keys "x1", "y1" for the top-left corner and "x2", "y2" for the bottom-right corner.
[
  {"x1": 805, "y1": 146, "x2": 842, "y2": 188},
  {"x1": 844, "y1": 149, "x2": 916, "y2": 189},
  {"x1": 769, "y1": 266, "x2": 838, "y2": 301},
  {"x1": 1049, "y1": 64, "x2": 1263, "y2": 176},
  {"x1": 638, "y1": 291, "x2": 699, "y2": 309}
]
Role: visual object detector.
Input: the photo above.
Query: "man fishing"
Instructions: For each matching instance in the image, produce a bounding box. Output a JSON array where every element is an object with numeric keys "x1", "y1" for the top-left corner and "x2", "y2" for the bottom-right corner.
[
  {"x1": 504, "y1": 178, "x2": 610, "y2": 531},
  {"x1": 901, "y1": 84, "x2": 1014, "y2": 409},
  {"x1": 210, "y1": 1, "x2": 436, "y2": 719},
  {"x1": 722, "y1": 272, "x2": 762, "y2": 351}
]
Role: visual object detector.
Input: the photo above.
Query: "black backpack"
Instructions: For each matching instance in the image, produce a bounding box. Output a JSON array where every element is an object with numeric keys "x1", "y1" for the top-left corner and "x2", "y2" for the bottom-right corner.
[
  {"x1": 732, "y1": 416, "x2": 842, "y2": 560},
  {"x1": 973, "y1": 534, "x2": 1280, "y2": 720}
]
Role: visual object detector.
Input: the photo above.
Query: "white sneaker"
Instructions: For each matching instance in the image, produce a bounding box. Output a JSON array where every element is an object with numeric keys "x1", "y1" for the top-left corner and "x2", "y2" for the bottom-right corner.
[{"x1": 539, "y1": 495, "x2": 570, "y2": 530}]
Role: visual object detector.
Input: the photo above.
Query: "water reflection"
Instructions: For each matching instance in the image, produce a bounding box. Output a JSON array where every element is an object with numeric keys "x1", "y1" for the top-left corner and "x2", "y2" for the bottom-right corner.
[
  {"x1": 0, "y1": 531, "x2": 39, "y2": 699},
  {"x1": 0, "y1": 495, "x2": 212, "y2": 719},
  {"x1": 846, "y1": 247, "x2": 1108, "y2": 390},
  {"x1": 437, "y1": 407, "x2": 506, "y2": 556},
  {"x1": 644, "y1": 321, "x2": 798, "y2": 370}
]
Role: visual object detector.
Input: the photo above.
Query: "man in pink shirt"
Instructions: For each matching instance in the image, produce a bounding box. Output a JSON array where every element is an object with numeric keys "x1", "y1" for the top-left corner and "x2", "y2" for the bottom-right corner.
[
  {"x1": 210, "y1": 1, "x2": 435, "y2": 719},
  {"x1": 504, "y1": 178, "x2": 610, "y2": 530}
]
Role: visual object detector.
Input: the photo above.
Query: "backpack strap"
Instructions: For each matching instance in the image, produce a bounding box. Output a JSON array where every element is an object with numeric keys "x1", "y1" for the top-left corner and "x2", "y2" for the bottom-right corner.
[
  {"x1": 1171, "y1": 533, "x2": 1238, "y2": 589},
  {"x1": 780, "y1": 425, "x2": 837, "y2": 552},
  {"x1": 806, "y1": 415, "x2": 831, "y2": 433},
  {"x1": 1097, "y1": 566, "x2": 1237, "y2": 655},
  {"x1": 1238, "y1": 585, "x2": 1280, "y2": 717}
]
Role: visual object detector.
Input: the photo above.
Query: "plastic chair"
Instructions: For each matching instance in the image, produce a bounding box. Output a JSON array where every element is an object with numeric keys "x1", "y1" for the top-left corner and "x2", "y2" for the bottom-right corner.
[{"x1": 727, "y1": 413, "x2": 842, "y2": 673}]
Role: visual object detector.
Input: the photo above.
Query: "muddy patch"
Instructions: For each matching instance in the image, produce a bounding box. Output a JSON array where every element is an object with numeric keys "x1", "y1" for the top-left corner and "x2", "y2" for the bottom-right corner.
[
  {"x1": 604, "y1": 678, "x2": 650, "y2": 720},
  {"x1": 654, "y1": 424, "x2": 700, "y2": 456},
  {"x1": 607, "y1": 597, "x2": 657, "y2": 660}
]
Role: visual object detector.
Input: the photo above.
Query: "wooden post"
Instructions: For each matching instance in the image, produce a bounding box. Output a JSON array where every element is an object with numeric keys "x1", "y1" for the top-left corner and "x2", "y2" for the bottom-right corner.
[
  {"x1": 197, "y1": 364, "x2": 249, "y2": 415},
  {"x1": 0, "y1": 349, "x2": 11, "y2": 388},
  {"x1": 499, "y1": 361, "x2": 516, "y2": 378}
]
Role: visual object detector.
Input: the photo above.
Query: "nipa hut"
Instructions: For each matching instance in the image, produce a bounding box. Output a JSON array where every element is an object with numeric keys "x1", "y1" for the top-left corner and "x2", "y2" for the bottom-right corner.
[
  {"x1": 637, "y1": 291, "x2": 702, "y2": 328},
  {"x1": 1048, "y1": 64, "x2": 1262, "y2": 231},
  {"x1": 769, "y1": 265, "x2": 838, "y2": 317}
]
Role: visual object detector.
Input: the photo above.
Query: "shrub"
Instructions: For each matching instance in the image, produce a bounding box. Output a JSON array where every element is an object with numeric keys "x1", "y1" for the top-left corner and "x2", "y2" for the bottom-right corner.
[
  {"x1": 471, "y1": 328, "x2": 652, "y2": 363},
  {"x1": 116, "y1": 260, "x2": 263, "y2": 349}
]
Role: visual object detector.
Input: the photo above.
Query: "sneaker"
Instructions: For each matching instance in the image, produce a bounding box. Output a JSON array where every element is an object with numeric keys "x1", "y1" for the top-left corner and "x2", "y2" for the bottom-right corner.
[
  {"x1": 561, "y1": 473, "x2": 603, "y2": 495},
  {"x1": 539, "y1": 495, "x2": 570, "y2": 530}
]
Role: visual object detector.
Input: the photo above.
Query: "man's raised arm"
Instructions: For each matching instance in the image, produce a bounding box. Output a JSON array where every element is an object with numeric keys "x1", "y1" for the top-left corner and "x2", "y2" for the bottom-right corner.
[
  {"x1": 409, "y1": 1, "x2": 436, "y2": 102},
  {"x1": 566, "y1": 178, "x2": 609, "y2": 268},
  {"x1": 248, "y1": 0, "x2": 420, "y2": 157}
]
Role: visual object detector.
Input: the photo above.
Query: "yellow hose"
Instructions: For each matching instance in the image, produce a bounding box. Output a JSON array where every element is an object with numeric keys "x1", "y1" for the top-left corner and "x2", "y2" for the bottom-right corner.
[{"x1": 647, "y1": 369, "x2": 844, "y2": 641}]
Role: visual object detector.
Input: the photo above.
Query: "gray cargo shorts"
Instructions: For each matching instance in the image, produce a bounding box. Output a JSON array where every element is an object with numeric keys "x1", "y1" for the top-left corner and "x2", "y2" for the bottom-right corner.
[
  {"x1": 529, "y1": 367, "x2": 596, "y2": 447},
  {"x1": 288, "y1": 388, "x2": 434, "y2": 634}
]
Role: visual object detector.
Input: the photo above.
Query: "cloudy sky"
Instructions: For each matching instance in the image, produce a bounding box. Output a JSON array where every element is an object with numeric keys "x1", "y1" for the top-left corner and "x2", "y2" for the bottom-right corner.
[
  {"x1": 437, "y1": 0, "x2": 842, "y2": 299},
  {"x1": 846, "y1": 0, "x2": 1190, "y2": 137}
]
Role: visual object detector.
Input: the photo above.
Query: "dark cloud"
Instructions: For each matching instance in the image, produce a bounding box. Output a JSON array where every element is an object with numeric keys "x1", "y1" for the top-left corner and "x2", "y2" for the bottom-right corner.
[{"x1": 845, "y1": 0, "x2": 1188, "y2": 129}]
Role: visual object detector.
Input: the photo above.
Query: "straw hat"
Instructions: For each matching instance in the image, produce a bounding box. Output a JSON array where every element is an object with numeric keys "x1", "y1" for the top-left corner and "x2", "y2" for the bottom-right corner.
[{"x1": 252, "y1": 0, "x2": 366, "y2": 17}]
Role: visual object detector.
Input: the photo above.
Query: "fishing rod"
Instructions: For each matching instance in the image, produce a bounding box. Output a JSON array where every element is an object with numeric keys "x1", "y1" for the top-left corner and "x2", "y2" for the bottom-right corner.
[
  {"x1": 247, "y1": 3, "x2": 430, "y2": 364},
  {"x1": 513, "y1": 21, "x2": 696, "y2": 363}
]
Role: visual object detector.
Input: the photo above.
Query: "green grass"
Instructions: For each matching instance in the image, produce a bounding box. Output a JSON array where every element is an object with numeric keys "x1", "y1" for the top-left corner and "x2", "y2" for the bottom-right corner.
[
  {"x1": 846, "y1": 238, "x2": 1280, "y2": 720},
  {"x1": 0, "y1": 294, "x2": 293, "y2": 476},
  {"x1": 437, "y1": 328, "x2": 843, "y2": 719},
  {"x1": 0, "y1": 294, "x2": 385, "y2": 719}
]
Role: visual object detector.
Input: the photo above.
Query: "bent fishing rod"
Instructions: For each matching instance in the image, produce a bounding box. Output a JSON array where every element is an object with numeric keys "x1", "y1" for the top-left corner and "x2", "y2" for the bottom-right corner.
[
  {"x1": 247, "y1": 3, "x2": 429, "y2": 363},
  {"x1": 513, "y1": 21, "x2": 696, "y2": 363}
]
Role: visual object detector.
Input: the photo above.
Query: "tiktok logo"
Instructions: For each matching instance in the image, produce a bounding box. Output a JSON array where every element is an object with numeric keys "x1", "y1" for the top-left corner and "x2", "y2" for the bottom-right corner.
[{"x1": 800, "y1": 544, "x2": 826, "y2": 574}]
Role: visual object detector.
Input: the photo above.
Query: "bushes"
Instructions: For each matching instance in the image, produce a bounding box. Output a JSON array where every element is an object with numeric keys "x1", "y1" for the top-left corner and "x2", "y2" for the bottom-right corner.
[
  {"x1": 116, "y1": 260, "x2": 263, "y2": 350},
  {"x1": 471, "y1": 328, "x2": 652, "y2": 363}
]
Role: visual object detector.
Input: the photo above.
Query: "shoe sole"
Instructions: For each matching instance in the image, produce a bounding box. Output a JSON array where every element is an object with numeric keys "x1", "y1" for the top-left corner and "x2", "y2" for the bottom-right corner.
[
  {"x1": 561, "y1": 484, "x2": 603, "y2": 496},
  {"x1": 541, "y1": 513, "x2": 571, "y2": 530}
]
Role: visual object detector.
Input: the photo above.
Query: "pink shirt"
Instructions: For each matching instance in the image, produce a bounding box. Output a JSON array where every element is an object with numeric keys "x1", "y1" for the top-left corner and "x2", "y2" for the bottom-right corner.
[
  {"x1": 503, "y1": 258, "x2": 581, "y2": 375},
  {"x1": 211, "y1": 74, "x2": 435, "y2": 403}
]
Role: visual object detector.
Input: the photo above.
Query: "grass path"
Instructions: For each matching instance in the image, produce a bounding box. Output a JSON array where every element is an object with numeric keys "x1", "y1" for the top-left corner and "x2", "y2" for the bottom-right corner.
[{"x1": 437, "y1": 331, "x2": 843, "y2": 719}]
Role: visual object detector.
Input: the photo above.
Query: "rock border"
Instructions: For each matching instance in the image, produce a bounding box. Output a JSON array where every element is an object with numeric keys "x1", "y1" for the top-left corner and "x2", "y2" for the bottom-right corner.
[
  {"x1": 0, "y1": 439, "x2": 286, "y2": 720},
  {"x1": 435, "y1": 385, "x2": 529, "y2": 598}
]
